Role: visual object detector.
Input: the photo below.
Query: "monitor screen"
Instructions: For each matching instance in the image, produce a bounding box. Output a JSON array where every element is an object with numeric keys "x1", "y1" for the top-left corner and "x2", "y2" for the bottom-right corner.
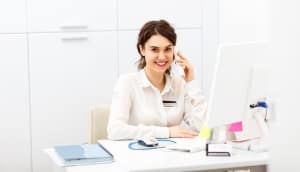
[{"x1": 206, "y1": 42, "x2": 268, "y2": 128}]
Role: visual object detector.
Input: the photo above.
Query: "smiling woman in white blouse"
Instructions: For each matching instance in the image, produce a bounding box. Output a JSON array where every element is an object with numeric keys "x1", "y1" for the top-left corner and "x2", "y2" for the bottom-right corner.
[{"x1": 107, "y1": 19, "x2": 207, "y2": 140}]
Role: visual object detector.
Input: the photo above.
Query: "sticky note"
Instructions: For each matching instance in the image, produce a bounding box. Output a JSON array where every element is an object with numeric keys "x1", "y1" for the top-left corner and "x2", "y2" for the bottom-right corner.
[
  {"x1": 199, "y1": 125, "x2": 211, "y2": 139},
  {"x1": 228, "y1": 121, "x2": 243, "y2": 132}
]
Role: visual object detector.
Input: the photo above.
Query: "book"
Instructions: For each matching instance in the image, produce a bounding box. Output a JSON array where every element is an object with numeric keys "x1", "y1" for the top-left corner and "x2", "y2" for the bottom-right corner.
[{"x1": 54, "y1": 143, "x2": 114, "y2": 166}]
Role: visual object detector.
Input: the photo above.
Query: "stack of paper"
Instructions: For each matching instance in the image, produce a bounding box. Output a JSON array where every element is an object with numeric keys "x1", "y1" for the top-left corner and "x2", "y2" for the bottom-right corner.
[{"x1": 54, "y1": 144, "x2": 114, "y2": 166}]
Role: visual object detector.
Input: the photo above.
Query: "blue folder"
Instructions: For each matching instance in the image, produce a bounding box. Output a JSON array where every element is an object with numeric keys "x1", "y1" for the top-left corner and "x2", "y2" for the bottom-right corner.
[{"x1": 54, "y1": 144, "x2": 114, "y2": 166}]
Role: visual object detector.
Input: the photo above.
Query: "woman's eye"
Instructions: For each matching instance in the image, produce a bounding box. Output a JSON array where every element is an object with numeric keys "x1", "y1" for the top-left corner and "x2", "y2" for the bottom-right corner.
[
  {"x1": 151, "y1": 48, "x2": 158, "y2": 52},
  {"x1": 165, "y1": 47, "x2": 173, "y2": 53}
]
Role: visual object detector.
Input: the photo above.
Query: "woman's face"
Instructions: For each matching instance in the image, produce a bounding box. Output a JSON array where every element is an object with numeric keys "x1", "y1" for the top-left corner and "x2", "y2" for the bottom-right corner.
[{"x1": 140, "y1": 34, "x2": 174, "y2": 74}]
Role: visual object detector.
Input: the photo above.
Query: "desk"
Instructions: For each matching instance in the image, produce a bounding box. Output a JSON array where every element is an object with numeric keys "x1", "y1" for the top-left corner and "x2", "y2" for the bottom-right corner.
[{"x1": 46, "y1": 139, "x2": 269, "y2": 172}]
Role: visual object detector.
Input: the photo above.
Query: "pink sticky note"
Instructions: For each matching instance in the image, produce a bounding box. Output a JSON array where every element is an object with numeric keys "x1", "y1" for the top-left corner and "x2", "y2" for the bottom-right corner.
[{"x1": 228, "y1": 121, "x2": 243, "y2": 132}]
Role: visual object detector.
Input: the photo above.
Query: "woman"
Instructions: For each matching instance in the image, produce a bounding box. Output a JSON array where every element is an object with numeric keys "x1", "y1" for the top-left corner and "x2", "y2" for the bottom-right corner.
[{"x1": 107, "y1": 19, "x2": 207, "y2": 140}]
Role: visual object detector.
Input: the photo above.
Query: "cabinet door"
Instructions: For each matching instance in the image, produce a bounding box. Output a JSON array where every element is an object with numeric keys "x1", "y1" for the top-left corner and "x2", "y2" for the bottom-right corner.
[
  {"x1": 118, "y1": 31, "x2": 140, "y2": 75},
  {"x1": 29, "y1": 32, "x2": 117, "y2": 172},
  {"x1": 119, "y1": 29, "x2": 203, "y2": 88},
  {"x1": 0, "y1": 0, "x2": 26, "y2": 33},
  {"x1": 0, "y1": 35, "x2": 31, "y2": 172},
  {"x1": 27, "y1": 0, "x2": 117, "y2": 32},
  {"x1": 118, "y1": 0, "x2": 202, "y2": 30}
]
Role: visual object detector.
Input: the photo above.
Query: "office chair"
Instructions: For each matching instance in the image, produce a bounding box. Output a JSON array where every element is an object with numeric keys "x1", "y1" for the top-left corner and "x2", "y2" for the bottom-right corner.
[{"x1": 88, "y1": 104, "x2": 110, "y2": 144}]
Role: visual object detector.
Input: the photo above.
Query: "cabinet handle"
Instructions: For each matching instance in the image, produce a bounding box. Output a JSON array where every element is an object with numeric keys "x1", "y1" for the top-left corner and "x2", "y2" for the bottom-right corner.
[
  {"x1": 60, "y1": 25, "x2": 88, "y2": 30},
  {"x1": 61, "y1": 35, "x2": 88, "y2": 41}
]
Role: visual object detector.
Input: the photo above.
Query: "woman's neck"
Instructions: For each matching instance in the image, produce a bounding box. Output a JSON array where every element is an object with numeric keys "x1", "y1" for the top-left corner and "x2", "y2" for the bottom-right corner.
[{"x1": 144, "y1": 68, "x2": 165, "y2": 92}]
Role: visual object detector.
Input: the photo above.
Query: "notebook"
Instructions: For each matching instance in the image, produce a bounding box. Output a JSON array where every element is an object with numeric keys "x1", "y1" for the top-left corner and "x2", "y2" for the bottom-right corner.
[{"x1": 54, "y1": 143, "x2": 114, "y2": 166}]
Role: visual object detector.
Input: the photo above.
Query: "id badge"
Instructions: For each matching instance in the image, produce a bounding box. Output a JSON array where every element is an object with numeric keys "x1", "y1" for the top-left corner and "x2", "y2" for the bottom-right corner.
[{"x1": 162, "y1": 97, "x2": 177, "y2": 107}]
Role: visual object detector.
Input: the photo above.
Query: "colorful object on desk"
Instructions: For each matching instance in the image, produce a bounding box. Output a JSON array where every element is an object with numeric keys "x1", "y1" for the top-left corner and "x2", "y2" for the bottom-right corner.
[
  {"x1": 250, "y1": 101, "x2": 268, "y2": 108},
  {"x1": 228, "y1": 121, "x2": 243, "y2": 132},
  {"x1": 199, "y1": 125, "x2": 211, "y2": 139}
]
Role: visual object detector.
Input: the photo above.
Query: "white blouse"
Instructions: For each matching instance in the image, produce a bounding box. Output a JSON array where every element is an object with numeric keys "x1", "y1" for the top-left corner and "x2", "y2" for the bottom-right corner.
[{"x1": 107, "y1": 69, "x2": 207, "y2": 140}]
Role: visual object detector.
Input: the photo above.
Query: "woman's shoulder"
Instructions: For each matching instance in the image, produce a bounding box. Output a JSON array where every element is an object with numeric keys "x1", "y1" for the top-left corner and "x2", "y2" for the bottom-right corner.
[
  {"x1": 118, "y1": 72, "x2": 139, "y2": 81},
  {"x1": 116, "y1": 72, "x2": 140, "y2": 86}
]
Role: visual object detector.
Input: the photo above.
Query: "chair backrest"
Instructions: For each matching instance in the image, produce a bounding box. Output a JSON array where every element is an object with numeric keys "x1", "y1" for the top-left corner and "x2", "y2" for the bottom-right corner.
[{"x1": 88, "y1": 104, "x2": 110, "y2": 144}]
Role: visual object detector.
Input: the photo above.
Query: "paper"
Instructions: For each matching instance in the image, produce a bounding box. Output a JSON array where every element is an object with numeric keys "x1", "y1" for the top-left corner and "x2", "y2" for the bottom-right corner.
[
  {"x1": 234, "y1": 118, "x2": 261, "y2": 141},
  {"x1": 228, "y1": 121, "x2": 243, "y2": 132},
  {"x1": 199, "y1": 125, "x2": 211, "y2": 139}
]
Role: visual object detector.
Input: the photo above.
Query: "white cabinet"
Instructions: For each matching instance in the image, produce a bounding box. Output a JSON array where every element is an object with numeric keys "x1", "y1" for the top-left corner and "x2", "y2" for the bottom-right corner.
[
  {"x1": 29, "y1": 32, "x2": 117, "y2": 172},
  {"x1": 118, "y1": 0, "x2": 203, "y2": 29},
  {"x1": 0, "y1": 0, "x2": 27, "y2": 33},
  {"x1": 0, "y1": 35, "x2": 31, "y2": 172},
  {"x1": 118, "y1": 29, "x2": 203, "y2": 88},
  {"x1": 118, "y1": 31, "x2": 140, "y2": 75},
  {"x1": 27, "y1": 0, "x2": 117, "y2": 32}
]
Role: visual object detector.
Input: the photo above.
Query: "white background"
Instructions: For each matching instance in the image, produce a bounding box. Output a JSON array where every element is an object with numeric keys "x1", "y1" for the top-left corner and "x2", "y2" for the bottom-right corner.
[
  {"x1": 0, "y1": 0, "x2": 299, "y2": 172},
  {"x1": 268, "y1": 0, "x2": 300, "y2": 171}
]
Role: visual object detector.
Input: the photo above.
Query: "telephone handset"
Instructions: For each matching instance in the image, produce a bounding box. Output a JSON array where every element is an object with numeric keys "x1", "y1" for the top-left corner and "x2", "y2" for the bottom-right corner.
[{"x1": 170, "y1": 47, "x2": 185, "y2": 77}]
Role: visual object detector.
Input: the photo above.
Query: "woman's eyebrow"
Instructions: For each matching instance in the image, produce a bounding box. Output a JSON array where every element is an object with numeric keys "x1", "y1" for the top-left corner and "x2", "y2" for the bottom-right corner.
[{"x1": 149, "y1": 44, "x2": 173, "y2": 48}]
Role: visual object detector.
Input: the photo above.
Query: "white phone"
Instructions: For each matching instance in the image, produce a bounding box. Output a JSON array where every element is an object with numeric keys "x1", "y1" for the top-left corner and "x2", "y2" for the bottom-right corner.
[{"x1": 171, "y1": 47, "x2": 185, "y2": 77}]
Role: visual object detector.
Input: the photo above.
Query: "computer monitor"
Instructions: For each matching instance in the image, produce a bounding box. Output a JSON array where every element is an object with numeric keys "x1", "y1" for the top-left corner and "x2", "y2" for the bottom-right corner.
[{"x1": 206, "y1": 42, "x2": 268, "y2": 128}]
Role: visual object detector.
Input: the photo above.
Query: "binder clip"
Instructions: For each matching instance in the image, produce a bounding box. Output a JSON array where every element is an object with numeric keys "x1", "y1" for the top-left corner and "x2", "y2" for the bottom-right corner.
[
  {"x1": 249, "y1": 99, "x2": 271, "y2": 123},
  {"x1": 206, "y1": 143, "x2": 232, "y2": 156},
  {"x1": 249, "y1": 101, "x2": 268, "y2": 108}
]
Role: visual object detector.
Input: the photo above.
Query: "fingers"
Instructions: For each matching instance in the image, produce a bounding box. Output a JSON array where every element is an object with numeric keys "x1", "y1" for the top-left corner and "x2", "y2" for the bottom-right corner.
[
  {"x1": 175, "y1": 51, "x2": 190, "y2": 68},
  {"x1": 179, "y1": 128, "x2": 198, "y2": 138},
  {"x1": 169, "y1": 126, "x2": 198, "y2": 138},
  {"x1": 176, "y1": 51, "x2": 187, "y2": 60},
  {"x1": 182, "y1": 129, "x2": 198, "y2": 137},
  {"x1": 176, "y1": 61, "x2": 186, "y2": 69},
  {"x1": 175, "y1": 53, "x2": 187, "y2": 69},
  {"x1": 175, "y1": 51, "x2": 195, "y2": 82}
]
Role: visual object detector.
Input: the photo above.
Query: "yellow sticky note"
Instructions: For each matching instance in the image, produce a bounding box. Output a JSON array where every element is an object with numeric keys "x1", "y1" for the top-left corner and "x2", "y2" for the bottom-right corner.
[{"x1": 199, "y1": 125, "x2": 211, "y2": 139}]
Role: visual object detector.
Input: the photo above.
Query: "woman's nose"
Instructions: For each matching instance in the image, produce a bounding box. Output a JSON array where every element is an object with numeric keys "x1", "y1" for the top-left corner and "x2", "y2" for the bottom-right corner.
[{"x1": 158, "y1": 52, "x2": 167, "y2": 59}]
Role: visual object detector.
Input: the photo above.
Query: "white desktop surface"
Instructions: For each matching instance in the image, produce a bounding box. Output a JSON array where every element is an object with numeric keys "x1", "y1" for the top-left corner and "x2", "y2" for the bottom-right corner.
[{"x1": 46, "y1": 139, "x2": 269, "y2": 172}]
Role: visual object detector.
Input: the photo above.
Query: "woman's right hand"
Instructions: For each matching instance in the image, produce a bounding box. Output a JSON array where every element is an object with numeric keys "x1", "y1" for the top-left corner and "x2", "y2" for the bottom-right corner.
[{"x1": 169, "y1": 126, "x2": 198, "y2": 138}]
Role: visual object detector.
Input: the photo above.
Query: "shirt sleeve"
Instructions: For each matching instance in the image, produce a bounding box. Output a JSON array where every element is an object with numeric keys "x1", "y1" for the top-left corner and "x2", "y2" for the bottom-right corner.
[
  {"x1": 180, "y1": 80, "x2": 207, "y2": 132},
  {"x1": 107, "y1": 75, "x2": 169, "y2": 140}
]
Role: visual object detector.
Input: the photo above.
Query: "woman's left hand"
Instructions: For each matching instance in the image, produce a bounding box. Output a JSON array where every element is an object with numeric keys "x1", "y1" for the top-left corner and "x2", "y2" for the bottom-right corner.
[{"x1": 175, "y1": 51, "x2": 195, "y2": 82}]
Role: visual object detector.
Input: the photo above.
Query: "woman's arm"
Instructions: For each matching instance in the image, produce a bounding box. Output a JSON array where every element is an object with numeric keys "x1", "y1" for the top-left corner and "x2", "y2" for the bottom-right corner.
[
  {"x1": 172, "y1": 51, "x2": 207, "y2": 134},
  {"x1": 180, "y1": 80, "x2": 207, "y2": 132}
]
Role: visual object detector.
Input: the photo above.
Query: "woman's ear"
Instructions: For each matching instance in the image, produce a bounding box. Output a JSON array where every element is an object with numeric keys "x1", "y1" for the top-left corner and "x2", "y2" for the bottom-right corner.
[{"x1": 139, "y1": 45, "x2": 145, "y2": 56}]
